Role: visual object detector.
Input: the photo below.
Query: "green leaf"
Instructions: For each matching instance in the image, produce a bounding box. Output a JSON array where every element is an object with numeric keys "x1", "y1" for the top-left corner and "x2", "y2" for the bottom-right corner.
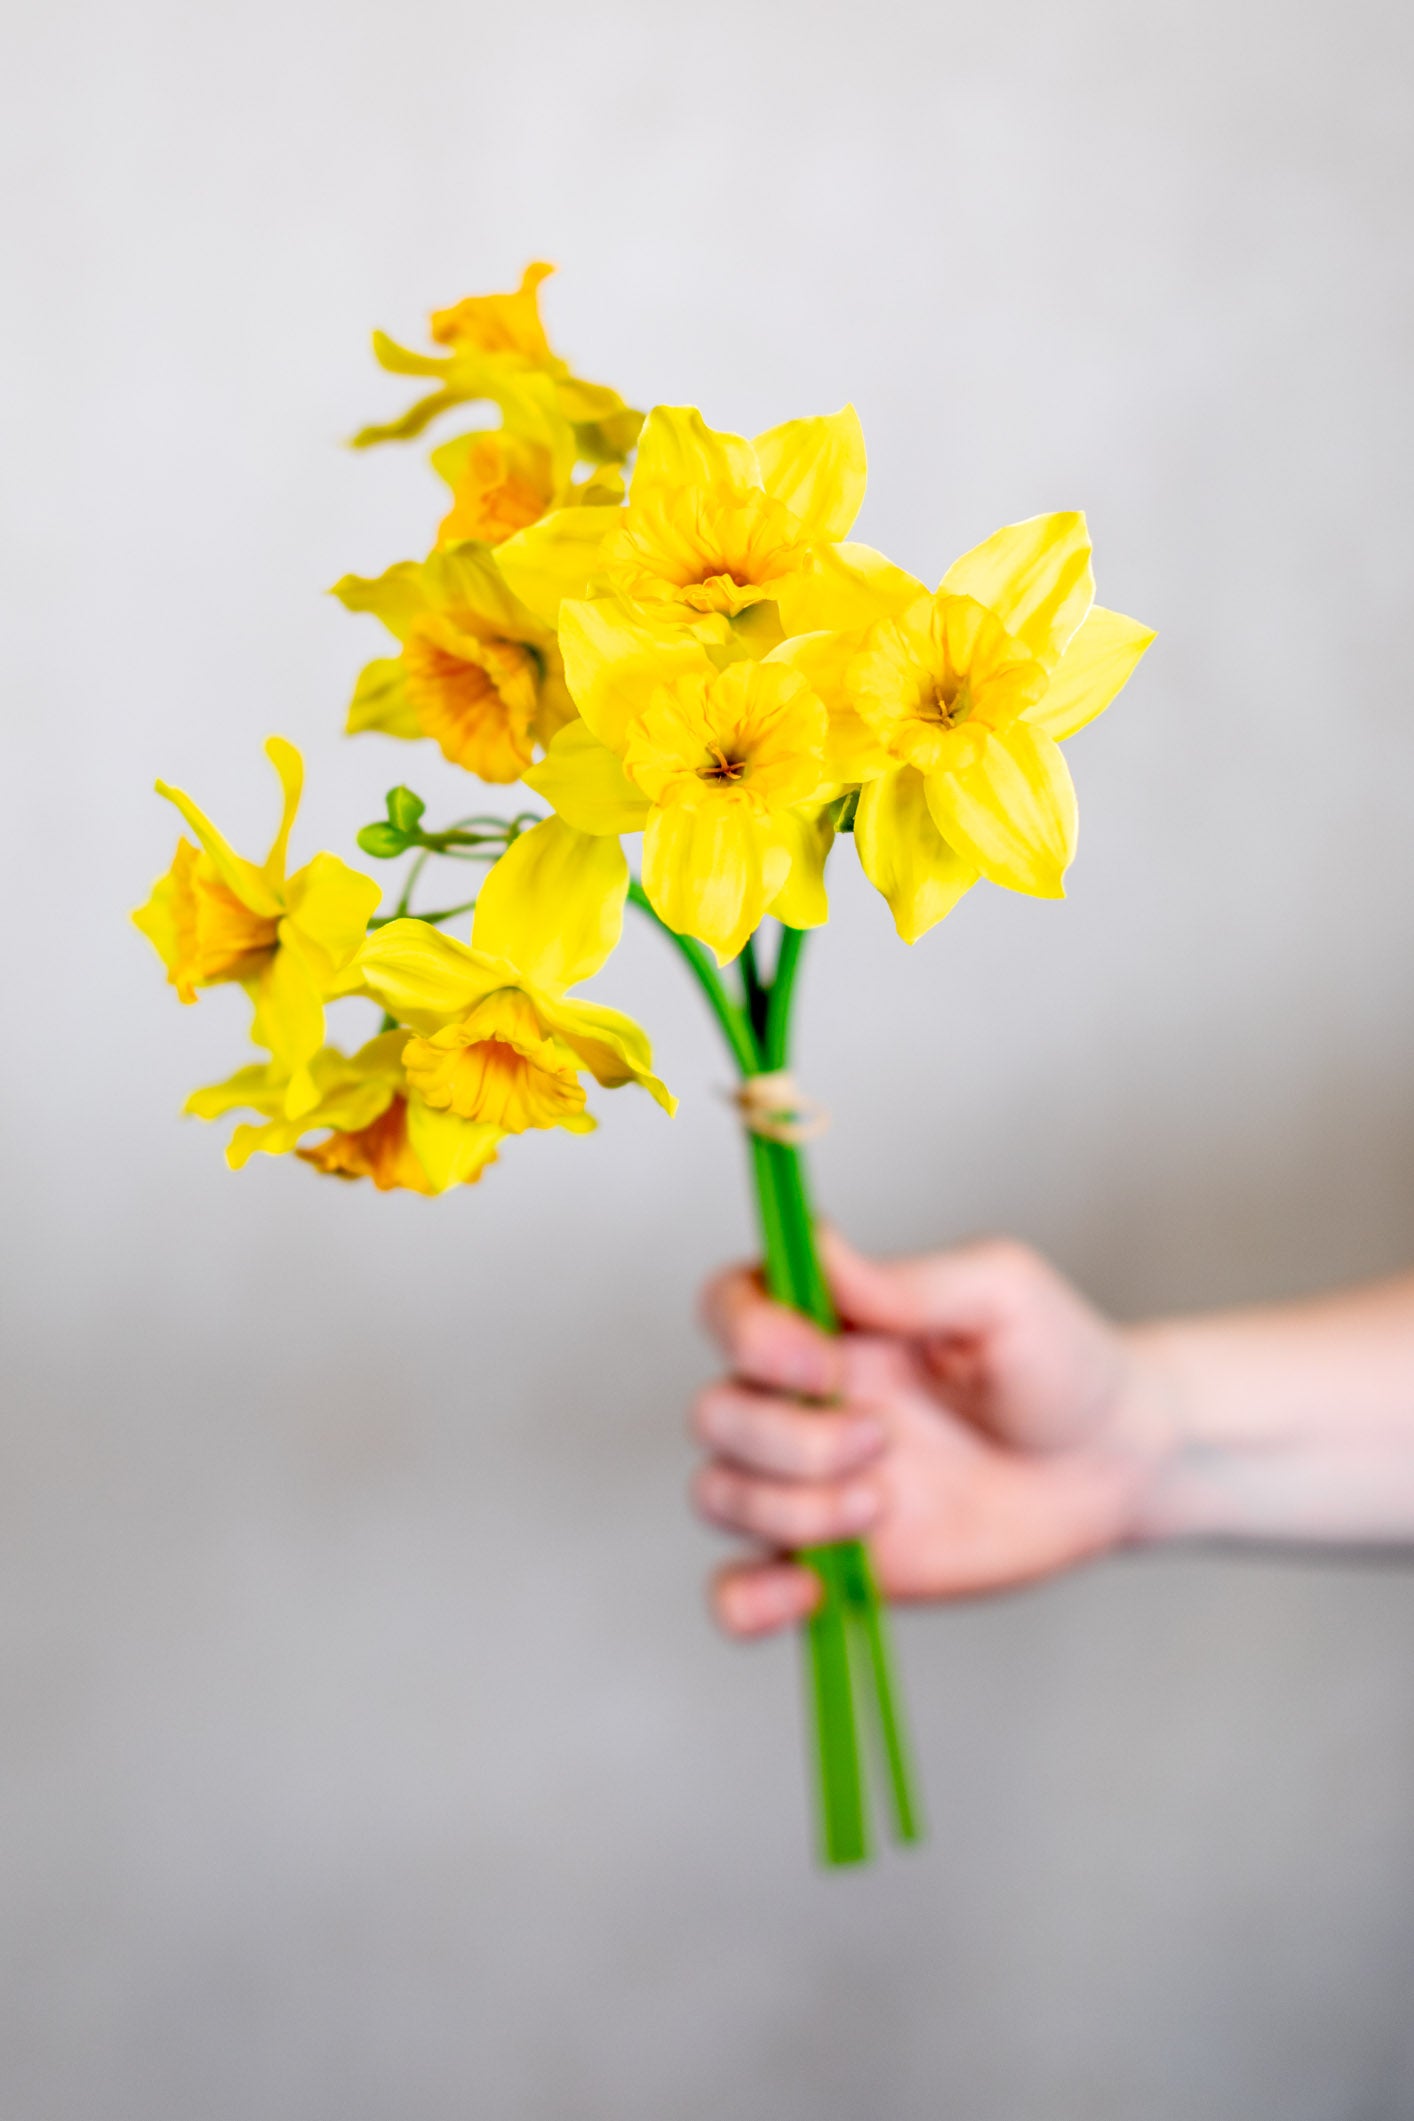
[
  {"x1": 385, "y1": 785, "x2": 427, "y2": 834},
  {"x1": 357, "y1": 822, "x2": 411, "y2": 859}
]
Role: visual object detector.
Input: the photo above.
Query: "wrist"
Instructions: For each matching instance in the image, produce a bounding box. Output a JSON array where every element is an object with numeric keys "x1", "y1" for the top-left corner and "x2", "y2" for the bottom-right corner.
[{"x1": 1108, "y1": 1322, "x2": 1195, "y2": 1547}]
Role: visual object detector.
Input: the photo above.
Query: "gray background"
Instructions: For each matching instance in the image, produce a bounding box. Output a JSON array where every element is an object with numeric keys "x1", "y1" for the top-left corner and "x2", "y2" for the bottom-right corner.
[{"x1": 5, "y1": 0, "x2": 1414, "y2": 2114}]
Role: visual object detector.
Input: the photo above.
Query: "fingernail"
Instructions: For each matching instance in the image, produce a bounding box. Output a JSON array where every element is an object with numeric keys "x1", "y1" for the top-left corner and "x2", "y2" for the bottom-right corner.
[{"x1": 846, "y1": 1415, "x2": 885, "y2": 1455}]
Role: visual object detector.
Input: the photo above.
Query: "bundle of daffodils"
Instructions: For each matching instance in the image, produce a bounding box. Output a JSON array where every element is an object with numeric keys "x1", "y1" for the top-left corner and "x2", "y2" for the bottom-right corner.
[{"x1": 136, "y1": 264, "x2": 1152, "y2": 1865}]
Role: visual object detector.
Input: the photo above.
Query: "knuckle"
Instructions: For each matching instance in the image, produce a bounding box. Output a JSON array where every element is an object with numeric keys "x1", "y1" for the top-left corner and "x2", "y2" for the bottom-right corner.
[
  {"x1": 798, "y1": 1418, "x2": 850, "y2": 1478},
  {"x1": 974, "y1": 1235, "x2": 1042, "y2": 1289}
]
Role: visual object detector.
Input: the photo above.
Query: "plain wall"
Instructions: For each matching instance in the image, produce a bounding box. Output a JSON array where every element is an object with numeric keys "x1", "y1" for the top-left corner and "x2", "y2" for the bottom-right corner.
[{"x1": 6, "y1": 1, "x2": 1414, "y2": 2115}]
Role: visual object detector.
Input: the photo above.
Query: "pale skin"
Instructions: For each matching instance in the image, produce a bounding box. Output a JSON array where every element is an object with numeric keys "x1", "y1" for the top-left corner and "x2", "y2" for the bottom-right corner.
[{"x1": 691, "y1": 1230, "x2": 1414, "y2": 1637}]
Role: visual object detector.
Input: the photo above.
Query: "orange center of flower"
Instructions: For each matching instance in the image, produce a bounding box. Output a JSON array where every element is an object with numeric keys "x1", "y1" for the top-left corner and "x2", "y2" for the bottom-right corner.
[
  {"x1": 695, "y1": 743, "x2": 748, "y2": 784},
  {"x1": 167, "y1": 843, "x2": 279, "y2": 996},
  {"x1": 438, "y1": 436, "x2": 552, "y2": 547},
  {"x1": 611, "y1": 489, "x2": 812, "y2": 619},
  {"x1": 401, "y1": 991, "x2": 586, "y2": 1135},
  {"x1": 298, "y1": 1095, "x2": 434, "y2": 1194},
  {"x1": 402, "y1": 620, "x2": 540, "y2": 784},
  {"x1": 918, "y1": 674, "x2": 974, "y2": 730}
]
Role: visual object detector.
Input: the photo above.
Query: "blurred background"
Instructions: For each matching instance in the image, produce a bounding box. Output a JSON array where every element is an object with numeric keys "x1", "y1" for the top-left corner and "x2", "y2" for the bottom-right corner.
[{"x1": 5, "y1": 1, "x2": 1414, "y2": 2114}]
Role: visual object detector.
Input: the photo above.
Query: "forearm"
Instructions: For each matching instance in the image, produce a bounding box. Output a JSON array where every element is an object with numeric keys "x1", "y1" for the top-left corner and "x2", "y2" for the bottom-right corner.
[{"x1": 1126, "y1": 1273, "x2": 1414, "y2": 1546}]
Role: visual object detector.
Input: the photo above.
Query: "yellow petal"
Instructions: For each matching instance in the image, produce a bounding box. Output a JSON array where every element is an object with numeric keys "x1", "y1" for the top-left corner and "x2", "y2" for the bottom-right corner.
[
  {"x1": 766, "y1": 806, "x2": 834, "y2": 929},
  {"x1": 132, "y1": 848, "x2": 195, "y2": 999},
  {"x1": 523, "y1": 721, "x2": 652, "y2": 834},
  {"x1": 631, "y1": 406, "x2": 759, "y2": 504},
  {"x1": 753, "y1": 406, "x2": 866, "y2": 542},
  {"x1": 356, "y1": 920, "x2": 511, "y2": 1033},
  {"x1": 774, "y1": 540, "x2": 927, "y2": 636},
  {"x1": 369, "y1": 330, "x2": 451, "y2": 380},
  {"x1": 404, "y1": 1100, "x2": 504, "y2": 1191},
  {"x1": 641, "y1": 802, "x2": 788, "y2": 966},
  {"x1": 495, "y1": 506, "x2": 624, "y2": 629},
  {"x1": 250, "y1": 940, "x2": 327, "y2": 1108},
  {"x1": 282, "y1": 853, "x2": 381, "y2": 977},
  {"x1": 768, "y1": 630, "x2": 894, "y2": 780},
  {"x1": 422, "y1": 542, "x2": 542, "y2": 641},
  {"x1": 185, "y1": 1060, "x2": 288, "y2": 1123},
  {"x1": 346, "y1": 656, "x2": 423, "y2": 740},
  {"x1": 558, "y1": 597, "x2": 714, "y2": 753},
  {"x1": 226, "y1": 1115, "x2": 314, "y2": 1168},
  {"x1": 349, "y1": 387, "x2": 461, "y2": 451},
  {"x1": 261, "y1": 737, "x2": 303, "y2": 887},
  {"x1": 471, "y1": 817, "x2": 628, "y2": 993},
  {"x1": 536, "y1": 995, "x2": 676, "y2": 1114},
  {"x1": 941, "y1": 512, "x2": 1094, "y2": 672},
  {"x1": 329, "y1": 561, "x2": 428, "y2": 643},
  {"x1": 1022, "y1": 605, "x2": 1155, "y2": 741},
  {"x1": 153, "y1": 779, "x2": 282, "y2": 919},
  {"x1": 923, "y1": 724, "x2": 1077, "y2": 898},
  {"x1": 854, "y1": 766, "x2": 977, "y2": 942}
]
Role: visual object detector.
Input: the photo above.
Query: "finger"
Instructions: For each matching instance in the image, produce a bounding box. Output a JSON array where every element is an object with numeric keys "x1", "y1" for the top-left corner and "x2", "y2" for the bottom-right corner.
[
  {"x1": 711, "y1": 1559, "x2": 821, "y2": 1638},
  {"x1": 691, "y1": 1382, "x2": 886, "y2": 1479},
  {"x1": 820, "y1": 1226, "x2": 1045, "y2": 1340},
  {"x1": 692, "y1": 1463, "x2": 881, "y2": 1546},
  {"x1": 699, "y1": 1264, "x2": 843, "y2": 1398}
]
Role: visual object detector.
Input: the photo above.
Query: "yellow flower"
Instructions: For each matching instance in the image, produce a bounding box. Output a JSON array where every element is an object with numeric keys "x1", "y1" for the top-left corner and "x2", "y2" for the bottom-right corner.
[
  {"x1": 187, "y1": 1031, "x2": 502, "y2": 1193},
  {"x1": 494, "y1": 403, "x2": 867, "y2": 636},
  {"x1": 429, "y1": 262, "x2": 560, "y2": 364},
  {"x1": 351, "y1": 262, "x2": 642, "y2": 464},
  {"x1": 134, "y1": 739, "x2": 381, "y2": 1111},
  {"x1": 357, "y1": 818, "x2": 675, "y2": 1135},
  {"x1": 431, "y1": 419, "x2": 626, "y2": 549},
  {"x1": 525, "y1": 602, "x2": 837, "y2": 962},
  {"x1": 333, "y1": 543, "x2": 575, "y2": 783},
  {"x1": 795, "y1": 514, "x2": 1154, "y2": 939}
]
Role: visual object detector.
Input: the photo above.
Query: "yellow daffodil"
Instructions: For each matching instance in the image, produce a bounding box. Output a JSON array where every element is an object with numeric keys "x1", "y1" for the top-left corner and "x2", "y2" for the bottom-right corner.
[
  {"x1": 789, "y1": 514, "x2": 1154, "y2": 940},
  {"x1": 333, "y1": 543, "x2": 576, "y2": 784},
  {"x1": 357, "y1": 818, "x2": 675, "y2": 1135},
  {"x1": 134, "y1": 739, "x2": 381, "y2": 1111},
  {"x1": 523, "y1": 601, "x2": 837, "y2": 962},
  {"x1": 495, "y1": 403, "x2": 867, "y2": 637},
  {"x1": 351, "y1": 261, "x2": 642, "y2": 464},
  {"x1": 187, "y1": 1031, "x2": 502, "y2": 1193},
  {"x1": 431, "y1": 418, "x2": 625, "y2": 549}
]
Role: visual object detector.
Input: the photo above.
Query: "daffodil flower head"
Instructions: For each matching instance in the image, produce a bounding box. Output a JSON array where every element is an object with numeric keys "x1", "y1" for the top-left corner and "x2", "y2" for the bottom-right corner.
[
  {"x1": 625, "y1": 659, "x2": 828, "y2": 816},
  {"x1": 849, "y1": 595, "x2": 1050, "y2": 772},
  {"x1": 786, "y1": 513, "x2": 1155, "y2": 940},
  {"x1": 428, "y1": 262, "x2": 559, "y2": 365},
  {"x1": 429, "y1": 384, "x2": 628, "y2": 552},
  {"x1": 356, "y1": 819, "x2": 675, "y2": 1139},
  {"x1": 606, "y1": 406, "x2": 865, "y2": 628},
  {"x1": 333, "y1": 545, "x2": 574, "y2": 784},
  {"x1": 134, "y1": 739, "x2": 381, "y2": 1113},
  {"x1": 493, "y1": 402, "x2": 868, "y2": 639},
  {"x1": 186, "y1": 1031, "x2": 502, "y2": 1193},
  {"x1": 434, "y1": 430, "x2": 559, "y2": 547},
  {"x1": 524, "y1": 606, "x2": 837, "y2": 963},
  {"x1": 352, "y1": 263, "x2": 643, "y2": 463}
]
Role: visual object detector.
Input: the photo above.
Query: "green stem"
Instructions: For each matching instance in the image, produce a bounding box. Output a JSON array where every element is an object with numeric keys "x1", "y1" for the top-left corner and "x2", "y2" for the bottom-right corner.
[
  {"x1": 739, "y1": 935, "x2": 770, "y2": 1048},
  {"x1": 370, "y1": 897, "x2": 478, "y2": 930},
  {"x1": 627, "y1": 898, "x2": 923, "y2": 1866},
  {"x1": 763, "y1": 923, "x2": 807, "y2": 1072},
  {"x1": 626, "y1": 883, "x2": 757, "y2": 1075}
]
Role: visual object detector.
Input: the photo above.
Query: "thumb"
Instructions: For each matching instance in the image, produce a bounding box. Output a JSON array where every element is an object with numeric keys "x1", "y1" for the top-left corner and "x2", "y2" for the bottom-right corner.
[{"x1": 820, "y1": 1226, "x2": 1030, "y2": 1340}]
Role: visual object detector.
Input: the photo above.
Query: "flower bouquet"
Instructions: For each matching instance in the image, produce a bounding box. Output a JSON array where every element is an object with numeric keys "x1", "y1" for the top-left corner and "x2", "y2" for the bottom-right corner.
[{"x1": 135, "y1": 263, "x2": 1152, "y2": 1865}]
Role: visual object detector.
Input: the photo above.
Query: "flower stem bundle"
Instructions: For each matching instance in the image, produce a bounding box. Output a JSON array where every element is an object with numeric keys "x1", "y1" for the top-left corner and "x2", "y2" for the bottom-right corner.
[{"x1": 135, "y1": 262, "x2": 1152, "y2": 1864}]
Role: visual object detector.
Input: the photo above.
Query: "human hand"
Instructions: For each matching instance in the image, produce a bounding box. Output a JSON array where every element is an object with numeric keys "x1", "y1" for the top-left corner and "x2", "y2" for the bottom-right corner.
[{"x1": 691, "y1": 1229, "x2": 1171, "y2": 1636}]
